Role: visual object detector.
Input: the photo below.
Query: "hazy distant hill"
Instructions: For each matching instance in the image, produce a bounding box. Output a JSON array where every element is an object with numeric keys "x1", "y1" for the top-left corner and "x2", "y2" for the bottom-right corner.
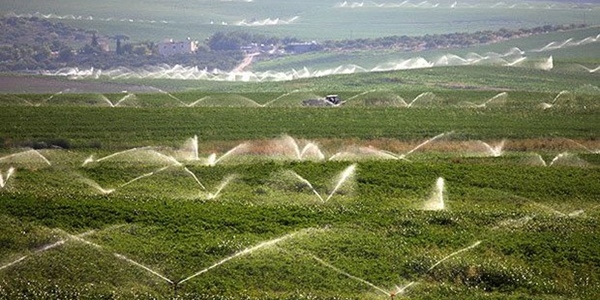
[
  {"x1": 2, "y1": 0, "x2": 598, "y2": 41},
  {"x1": 1, "y1": 0, "x2": 598, "y2": 75}
]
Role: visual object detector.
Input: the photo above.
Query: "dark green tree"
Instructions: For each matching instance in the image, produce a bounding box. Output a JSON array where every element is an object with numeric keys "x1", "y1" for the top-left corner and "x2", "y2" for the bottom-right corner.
[
  {"x1": 91, "y1": 32, "x2": 99, "y2": 47},
  {"x1": 111, "y1": 34, "x2": 129, "y2": 55},
  {"x1": 207, "y1": 32, "x2": 242, "y2": 51}
]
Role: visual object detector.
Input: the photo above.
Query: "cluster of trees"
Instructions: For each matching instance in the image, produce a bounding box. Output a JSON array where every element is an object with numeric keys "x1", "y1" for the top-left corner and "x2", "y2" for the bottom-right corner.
[
  {"x1": 0, "y1": 17, "x2": 85, "y2": 71},
  {"x1": 321, "y1": 24, "x2": 587, "y2": 51},
  {"x1": 0, "y1": 17, "x2": 244, "y2": 72},
  {"x1": 206, "y1": 31, "x2": 302, "y2": 51}
]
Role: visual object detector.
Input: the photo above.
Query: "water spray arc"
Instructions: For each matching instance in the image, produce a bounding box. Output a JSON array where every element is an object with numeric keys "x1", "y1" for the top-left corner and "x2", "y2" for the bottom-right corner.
[
  {"x1": 278, "y1": 135, "x2": 325, "y2": 161},
  {"x1": 206, "y1": 143, "x2": 248, "y2": 166},
  {"x1": 355, "y1": 132, "x2": 451, "y2": 162},
  {"x1": 346, "y1": 89, "x2": 378, "y2": 102},
  {"x1": 113, "y1": 93, "x2": 137, "y2": 107},
  {"x1": 578, "y1": 65, "x2": 600, "y2": 73},
  {"x1": 484, "y1": 187, "x2": 588, "y2": 218},
  {"x1": 366, "y1": 147, "x2": 409, "y2": 161},
  {"x1": 462, "y1": 92, "x2": 508, "y2": 108},
  {"x1": 79, "y1": 176, "x2": 115, "y2": 195},
  {"x1": 404, "y1": 92, "x2": 436, "y2": 107},
  {"x1": 183, "y1": 167, "x2": 206, "y2": 190},
  {"x1": 119, "y1": 166, "x2": 172, "y2": 188},
  {"x1": 0, "y1": 149, "x2": 52, "y2": 167},
  {"x1": 329, "y1": 132, "x2": 451, "y2": 162},
  {"x1": 405, "y1": 132, "x2": 451, "y2": 158},
  {"x1": 427, "y1": 241, "x2": 481, "y2": 271},
  {"x1": 528, "y1": 201, "x2": 585, "y2": 218},
  {"x1": 549, "y1": 152, "x2": 567, "y2": 166},
  {"x1": 0, "y1": 226, "x2": 178, "y2": 292},
  {"x1": 44, "y1": 45, "x2": 547, "y2": 82},
  {"x1": 7, "y1": 11, "x2": 173, "y2": 25},
  {"x1": 310, "y1": 254, "x2": 391, "y2": 296},
  {"x1": 205, "y1": 175, "x2": 236, "y2": 200},
  {"x1": 565, "y1": 138, "x2": 600, "y2": 154},
  {"x1": 325, "y1": 164, "x2": 356, "y2": 202},
  {"x1": 0, "y1": 167, "x2": 15, "y2": 188},
  {"x1": 477, "y1": 139, "x2": 505, "y2": 157},
  {"x1": 234, "y1": 16, "x2": 299, "y2": 27},
  {"x1": 291, "y1": 171, "x2": 325, "y2": 202},
  {"x1": 114, "y1": 253, "x2": 174, "y2": 284},
  {"x1": 263, "y1": 90, "x2": 300, "y2": 106},
  {"x1": 4, "y1": 94, "x2": 34, "y2": 106},
  {"x1": 82, "y1": 147, "x2": 149, "y2": 166},
  {"x1": 423, "y1": 177, "x2": 446, "y2": 211},
  {"x1": 82, "y1": 147, "x2": 182, "y2": 167},
  {"x1": 182, "y1": 135, "x2": 199, "y2": 161},
  {"x1": 177, "y1": 228, "x2": 313, "y2": 285},
  {"x1": 284, "y1": 164, "x2": 356, "y2": 202},
  {"x1": 529, "y1": 152, "x2": 588, "y2": 167},
  {"x1": 79, "y1": 163, "x2": 208, "y2": 195},
  {"x1": 540, "y1": 90, "x2": 573, "y2": 109},
  {"x1": 36, "y1": 89, "x2": 69, "y2": 106},
  {"x1": 0, "y1": 229, "x2": 97, "y2": 272},
  {"x1": 147, "y1": 86, "x2": 188, "y2": 106},
  {"x1": 186, "y1": 96, "x2": 210, "y2": 107},
  {"x1": 69, "y1": 231, "x2": 176, "y2": 287},
  {"x1": 309, "y1": 240, "x2": 481, "y2": 298},
  {"x1": 0, "y1": 255, "x2": 27, "y2": 271},
  {"x1": 94, "y1": 92, "x2": 137, "y2": 107}
]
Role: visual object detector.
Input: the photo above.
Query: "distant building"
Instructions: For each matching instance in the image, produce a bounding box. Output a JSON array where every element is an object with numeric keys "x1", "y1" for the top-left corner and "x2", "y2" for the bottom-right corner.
[
  {"x1": 285, "y1": 41, "x2": 319, "y2": 54},
  {"x1": 240, "y1": 43, "x2": 277, "y2": 54},
  {"x1": 158, "y1": 38, "x2": 198, "y2": 56}
]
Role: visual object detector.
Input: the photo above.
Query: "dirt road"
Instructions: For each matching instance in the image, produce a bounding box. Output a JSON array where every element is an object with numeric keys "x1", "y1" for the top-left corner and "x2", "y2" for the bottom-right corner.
[{"x1": 232, "y1": 53, "x2": 259, "y2": 72}]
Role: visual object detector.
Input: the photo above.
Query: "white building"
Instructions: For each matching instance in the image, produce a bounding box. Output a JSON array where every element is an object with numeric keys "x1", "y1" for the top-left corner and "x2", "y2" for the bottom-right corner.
[{"x1": 158, "y1": 38, "x2": 198, "y2": 56}]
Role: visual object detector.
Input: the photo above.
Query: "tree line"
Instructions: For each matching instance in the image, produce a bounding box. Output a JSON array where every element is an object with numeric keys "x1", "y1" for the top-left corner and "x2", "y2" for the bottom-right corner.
[
  {"x1": 0, "y1": 17, "x2": 244, "y2": 72},
  {"x1": 320, "y1": 24, "x2": 587, "y2": 51}
]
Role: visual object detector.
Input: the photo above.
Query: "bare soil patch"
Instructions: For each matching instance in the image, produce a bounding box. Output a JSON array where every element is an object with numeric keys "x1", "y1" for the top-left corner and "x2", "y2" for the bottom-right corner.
[{"x1": 0, "y1": 75, "x2": 154, "y2": 94}]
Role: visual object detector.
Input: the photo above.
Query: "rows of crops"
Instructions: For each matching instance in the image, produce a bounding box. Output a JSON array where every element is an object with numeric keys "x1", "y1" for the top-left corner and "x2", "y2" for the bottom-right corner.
[
  {"x1": 0, "y1": 106, "x2": 598, "y2": 152},
  {"x1": 1, "y1": 50, "x2": 599, "y2": 299},
  {"x1": 1, "y1": 147, "x2": 599, "y2": 299},
  {"x1": 0, "y1": 98, "x2": 599, "y2": 298},
  {"x1": 1, "y1": 88, "x2": 599, "y2": 107}
]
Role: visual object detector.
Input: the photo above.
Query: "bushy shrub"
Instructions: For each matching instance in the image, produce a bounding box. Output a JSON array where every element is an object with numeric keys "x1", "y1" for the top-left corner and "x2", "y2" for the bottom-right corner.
[{"x1": 23, "y1": 138, "x2": 71, "y2": 149}]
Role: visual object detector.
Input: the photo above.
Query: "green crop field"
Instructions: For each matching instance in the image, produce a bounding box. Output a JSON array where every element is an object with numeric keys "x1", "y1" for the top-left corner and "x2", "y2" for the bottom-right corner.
[
  {"x1": 1, "y1": 68, "x2": 599, "y2": 299},
  {"x1": 1, "y1": 1, "x2": 599, "y2": 299}
]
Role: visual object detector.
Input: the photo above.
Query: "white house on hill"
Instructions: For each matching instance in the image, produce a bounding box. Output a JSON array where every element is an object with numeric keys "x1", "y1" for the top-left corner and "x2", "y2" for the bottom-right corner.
[{"x1": 158, "y1": 38, "x2": 198, "y2": 56}]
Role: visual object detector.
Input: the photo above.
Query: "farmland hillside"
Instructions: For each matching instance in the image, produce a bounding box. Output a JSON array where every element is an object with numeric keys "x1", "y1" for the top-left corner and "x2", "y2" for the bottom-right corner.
[{"x1": 0, "y1": 15, "x2": 590, "y2": 74}]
